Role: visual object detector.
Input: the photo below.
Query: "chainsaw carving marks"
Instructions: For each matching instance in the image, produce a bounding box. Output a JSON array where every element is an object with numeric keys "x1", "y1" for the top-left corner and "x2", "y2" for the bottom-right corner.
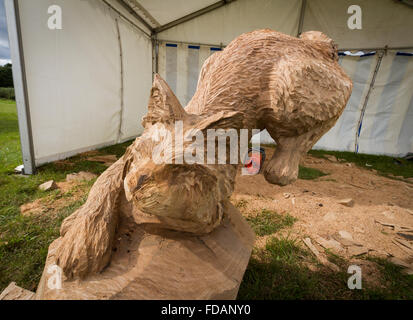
[{"x1": 35, "y1": 29, "x2": 352, "y2": 300}]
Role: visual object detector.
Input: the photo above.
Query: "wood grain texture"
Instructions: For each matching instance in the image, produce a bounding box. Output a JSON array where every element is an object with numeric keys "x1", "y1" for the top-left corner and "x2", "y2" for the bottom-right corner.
[{"x1": 35, "y1": 29, "x2": 352, "y2": 300}]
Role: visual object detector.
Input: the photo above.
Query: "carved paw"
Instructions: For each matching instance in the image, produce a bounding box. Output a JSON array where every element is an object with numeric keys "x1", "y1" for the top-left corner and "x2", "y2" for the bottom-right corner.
[
  {"x1": 55, "y1": 214, "x2": 115, "y2": 279},
  {"x1": 263, "y1": 158, "x2": 299, "y2": 186},
  {"x1": 59, "y1": 210, "x2": 80, "y2": 236}
]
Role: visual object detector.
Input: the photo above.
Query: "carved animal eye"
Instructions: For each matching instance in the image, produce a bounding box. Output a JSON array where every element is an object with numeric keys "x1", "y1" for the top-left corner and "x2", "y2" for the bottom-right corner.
[{"x1": 134, "y1": 174, "x2": 148, "y2": 192}]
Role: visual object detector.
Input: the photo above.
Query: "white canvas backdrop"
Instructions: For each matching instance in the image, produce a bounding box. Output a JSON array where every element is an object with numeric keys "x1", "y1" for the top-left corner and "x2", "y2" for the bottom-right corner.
[
  {"x1": 357, "y1": 51, "x2": 413, "y2": 156},
  {"x1": 118, "y1": 18, "x2": 152, "y2": 142},
  {"x1": 313, "y1": 52, "x2": 377, "y2": 152},
  {"x1": 17, "y1": 0, "x2": 152, "y2": 165},
  {"x1": 138, "y1": 0, "x2": 218, "y2": 26},
  {"x1": 157, "y1": 0, "x2": 302, "y2": 45},
  {"x1": 302, "y1": 0, "x2": 413, "y2": 49},
  {"x1": 158, "y1": 41, "x2": 221, "y2": 107}
]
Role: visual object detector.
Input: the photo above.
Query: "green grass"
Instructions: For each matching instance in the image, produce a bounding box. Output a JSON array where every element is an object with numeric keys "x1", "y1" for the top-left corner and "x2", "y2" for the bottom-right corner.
[
  {"x1": 0, "y1": 99, "x2": 20, "y2": 172},
  {"x1": 240, "y1": 206, "x2": 413, "y2": 300},
  {"x1": 309, "y1": 149, "x2": 413, "y2": 179},
  {"x1": 238, "y1": 236, "x2": 358, "y2": 299},
  {"x1": 298, "y1": 165, "x2": 328, "y2": 180},
  {"x1": 262, "y1": 143, "x2": 413, "y2": 179},
  {"x1": 364, "y1": 257, "x2": 413, "y2": 299},
  {"x1": 0, "y1": 99, "x2": 132, "y2": 292},
  {"x1": 0, "y1": 199, "x2": 85, "y2": 291},
  {"x1": 238, "y1": 235, "x2": 413, "y2": 300},
  {"x1": 246, "y1": 209, "x2": 297, "y2": 236}
]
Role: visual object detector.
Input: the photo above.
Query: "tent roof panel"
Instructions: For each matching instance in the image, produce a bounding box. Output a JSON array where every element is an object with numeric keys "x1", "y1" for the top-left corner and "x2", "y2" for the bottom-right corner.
[{"x1": 137, "y1": 0, "x2": 218, "y2": 26}]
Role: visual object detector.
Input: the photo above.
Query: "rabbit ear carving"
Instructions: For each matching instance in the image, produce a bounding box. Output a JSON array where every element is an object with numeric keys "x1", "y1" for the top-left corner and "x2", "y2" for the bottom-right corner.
[{"x1": 142, "y1": 74, "x2": 187, "y2": 128}]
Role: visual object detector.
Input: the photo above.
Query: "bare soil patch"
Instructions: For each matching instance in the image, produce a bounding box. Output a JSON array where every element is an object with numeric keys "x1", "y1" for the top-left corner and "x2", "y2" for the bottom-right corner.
[
  {"x1": 20, "y1": 180, "x2": 93, "y2": 217},
  {"x1": 232, "y1": 148, "x2": 413, "y2": 280}
]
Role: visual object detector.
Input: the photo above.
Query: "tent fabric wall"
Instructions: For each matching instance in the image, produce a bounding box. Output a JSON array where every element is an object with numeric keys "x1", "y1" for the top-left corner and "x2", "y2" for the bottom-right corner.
[
  {"x1": 157, "y1": 0, "x2": 302, "y2": 45},
  {"x1": 17, "y1": 0, "x2": 151, "y2": 165},
  {"x1": 357, "y1": 51, "x2": 413, "y2": 156},
  {"x1": 313, "y1": 53, "x2": 377, "y2": 152},
  {"x1": 303, "y1": 0, "x2": 413, "y2": 49},
  {"x1": 117, "y1": 18, "x2": 152, "y2": 142},
  {"x1": 9, "y1": 0, "x2": 413, "y2": 170},
  {"x1": 158, "y1": 41, "x2": 221, "y2": 107}
]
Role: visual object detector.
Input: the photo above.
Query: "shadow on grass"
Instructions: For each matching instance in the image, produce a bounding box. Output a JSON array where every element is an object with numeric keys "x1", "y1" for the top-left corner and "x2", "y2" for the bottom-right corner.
[
  {"x1": 238, "y1": 236, "x2": 356, "y2": 300},
  {"x1": 238, "y1": 236, "x2": 413, "y2": 300}
]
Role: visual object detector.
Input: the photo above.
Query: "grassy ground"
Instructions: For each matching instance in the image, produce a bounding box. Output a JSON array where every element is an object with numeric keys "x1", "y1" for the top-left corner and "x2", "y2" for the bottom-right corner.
[
  {"x1": 261, "y1": 143, "x2": 413, "y2": 180},
  {"x1": 298, "y1": 165, "x2": 327, "y2": 180},
  {"x1": 0, "y1": 99, "x2": 131, "y2": 291},
  {"x1": 0, "y1": 99, "x2": 412, "y2": 297},
  {"x1": 309, "y1": 149, "x2": 413, "y2": 179},
  {"x1": 238, "y1": 210, "x2": 413, "y2": 300},
  {"x1": 246, "y1": 209, "x2": 296, "y2": 236}
]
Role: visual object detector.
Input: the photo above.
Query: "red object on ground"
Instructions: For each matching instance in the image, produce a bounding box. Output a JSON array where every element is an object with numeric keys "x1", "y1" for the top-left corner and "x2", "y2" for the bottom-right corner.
[{"x1": 244, "y1": 148, "x2": 266, "y2": 175}]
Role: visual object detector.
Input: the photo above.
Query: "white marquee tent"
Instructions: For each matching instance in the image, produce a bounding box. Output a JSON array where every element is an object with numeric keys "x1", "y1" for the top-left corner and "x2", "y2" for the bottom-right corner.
[{"x1": 5, "y1": 0, "x2": 413, "y2": 174}]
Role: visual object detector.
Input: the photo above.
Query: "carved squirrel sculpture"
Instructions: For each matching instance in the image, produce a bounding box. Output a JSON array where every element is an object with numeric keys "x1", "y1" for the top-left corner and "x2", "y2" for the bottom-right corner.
[{"x1": 35, "y1": 29, "x2": 352, "y2": 299}]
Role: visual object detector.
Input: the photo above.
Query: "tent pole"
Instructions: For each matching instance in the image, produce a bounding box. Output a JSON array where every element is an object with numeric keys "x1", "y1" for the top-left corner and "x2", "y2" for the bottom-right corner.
[
  {"x1": 152, "y1": 34, "x2": 159, "y2": 80},
  {"x1": 157, "y1": 39, "x2": 225, "y2": 48},
  {"x1": 339, "y1": 46, "x2": 413, "y2": 51},
  {"x1": 116, "y1": 0, "x2": 154, "y2": 34},
  {"x1": 115, "y1": 19, "x2": 125, "y2": 143},
  {"x1": 4, "y1": 0, "x2": 36, "y2": 174},
  {"x1": 354, "y1": 50, "x2": 384, "y2": 153},
  {"x1": 155, "y1": 38, "x2": 159, "y2": 75},
  {"x1": 129, "y1": 0, "x2": 161, "y2": 28},
  {"x1": 297, "y1": 0, "x2": 307, "y2": 37},
  {"x1": 101, "y1": 0, "x2": 151, "y2": 38}
]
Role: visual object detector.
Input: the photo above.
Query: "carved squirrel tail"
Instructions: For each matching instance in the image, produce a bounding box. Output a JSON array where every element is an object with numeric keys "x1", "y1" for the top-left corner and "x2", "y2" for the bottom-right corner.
[{"x1": 56, "y1": 157, "x2": 127, "y2": 279}]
